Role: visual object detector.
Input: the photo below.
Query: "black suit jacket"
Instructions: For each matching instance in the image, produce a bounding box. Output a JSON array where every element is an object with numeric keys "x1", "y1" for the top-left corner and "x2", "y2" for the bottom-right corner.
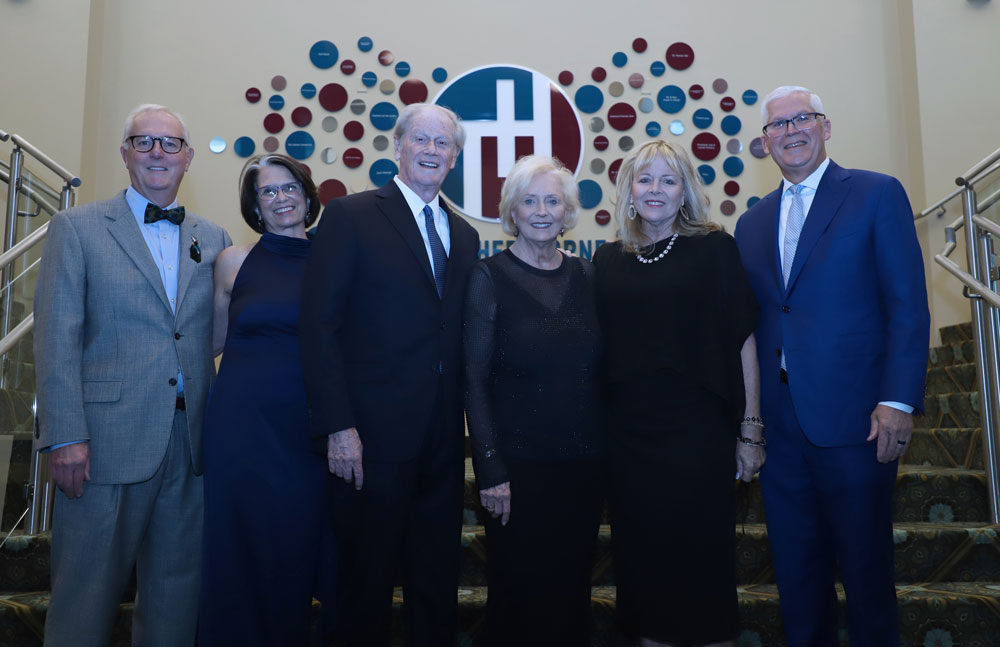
[{"x1": 300, "y1": 180, "x2": 481, "y2": 461}]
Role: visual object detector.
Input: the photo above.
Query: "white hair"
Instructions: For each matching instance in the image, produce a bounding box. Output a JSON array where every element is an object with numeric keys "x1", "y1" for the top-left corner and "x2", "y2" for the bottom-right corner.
[
  {"x1": 122, "y1": 104, "x2": 191, "y2": 144},
  {"x1": 760, "y1": 86, "x2": 824, "y2": 126}
]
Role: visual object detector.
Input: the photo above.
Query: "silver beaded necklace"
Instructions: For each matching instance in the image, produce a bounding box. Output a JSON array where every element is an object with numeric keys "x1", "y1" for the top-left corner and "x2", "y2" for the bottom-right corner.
[{"x1": 635, "y1": 233, "x2": 679, "y2": 264}]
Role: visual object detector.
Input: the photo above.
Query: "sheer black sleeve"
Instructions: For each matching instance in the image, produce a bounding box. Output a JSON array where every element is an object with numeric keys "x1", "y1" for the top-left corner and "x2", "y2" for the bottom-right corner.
[{"x1": 463, "y1": 262, "x2": 508, "y2": 489}]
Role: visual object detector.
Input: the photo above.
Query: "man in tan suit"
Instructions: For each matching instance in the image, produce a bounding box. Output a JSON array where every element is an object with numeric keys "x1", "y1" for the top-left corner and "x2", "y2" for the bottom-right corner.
[{"x1": 34, "y1": 104, "x2": 230, "y2": 646}]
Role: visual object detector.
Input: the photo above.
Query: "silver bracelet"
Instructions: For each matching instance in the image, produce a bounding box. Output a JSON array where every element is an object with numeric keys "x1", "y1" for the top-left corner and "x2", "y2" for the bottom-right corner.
[{"x1": 738, "y1": 435, "x2": 766, "y2": 448}]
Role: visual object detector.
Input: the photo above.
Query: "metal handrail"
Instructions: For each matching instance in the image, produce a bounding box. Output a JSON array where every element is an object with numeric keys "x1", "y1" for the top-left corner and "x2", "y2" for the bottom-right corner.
[
  {"x1": 915, "y1": 184, "x2": 963, "y2": 221},
  {"x1": 0, "y1": 132, "x2": 79, "y2": 535},
  {"x1": 957, "y1": 146, "x2": 1000, "y2": 187},
  {"x1": 9, "y1": 135, "x2": 80, "y2": 188},
  {"x1": 931, "y1": 148, "x2": 1000, "y2": 523}
]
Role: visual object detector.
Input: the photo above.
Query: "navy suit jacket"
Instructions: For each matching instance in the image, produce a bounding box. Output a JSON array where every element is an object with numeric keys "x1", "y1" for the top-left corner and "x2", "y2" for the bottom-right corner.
[
  {"x1": 300, "y1": 180, "x2": 481, "y2": 461},
  {"x1": 734, "y1": 161, "x2": 930, "y2": 446}
]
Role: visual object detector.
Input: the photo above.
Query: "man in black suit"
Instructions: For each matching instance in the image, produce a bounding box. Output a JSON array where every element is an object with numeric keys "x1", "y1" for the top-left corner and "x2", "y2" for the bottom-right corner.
[{"x1": 301, "y1": 103, "x2": 481, "y2": 646}]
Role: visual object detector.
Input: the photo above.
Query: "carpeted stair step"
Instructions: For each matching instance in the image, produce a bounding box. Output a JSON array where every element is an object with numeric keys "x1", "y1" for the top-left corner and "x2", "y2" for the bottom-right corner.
[
  {"x1": 939, "y1": 322, "x2": 973, "y2": 345},
  {"x1": 464, "y1": 463, "x2": 990, "y2": 525},
  {"x1": 918, "y1": 392, "x2": 980, "y2": 429},
  {"x1": 456, "y1": 523, "x2": 1000, "y2": 587},
  {"x1": 904, "y1": 428, "x2": 983, "y2": 469},
  {"x1": 925, "y1": 363, "x2": 977, "y2": 395},
  {"x1": 928, "y1": 340, "x2": 978, "y2": 368},
  {"x1": 3, "y1": 585, "x2": 999, "y2": 647}
]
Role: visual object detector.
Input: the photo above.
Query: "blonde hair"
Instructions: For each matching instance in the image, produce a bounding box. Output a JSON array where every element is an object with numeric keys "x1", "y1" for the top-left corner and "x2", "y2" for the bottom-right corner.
[
  {"x1": 613, "y1": 140, "x2": 719, "y2": 254},
  {"x1": 498, "y1": 155, "x2": 580, "y2": 236}
]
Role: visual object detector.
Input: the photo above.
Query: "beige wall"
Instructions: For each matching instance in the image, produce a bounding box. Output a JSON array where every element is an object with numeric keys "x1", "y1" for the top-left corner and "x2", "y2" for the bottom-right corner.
[{"x1": 2, "y1": 0, "x2": 999, "y2": 342}]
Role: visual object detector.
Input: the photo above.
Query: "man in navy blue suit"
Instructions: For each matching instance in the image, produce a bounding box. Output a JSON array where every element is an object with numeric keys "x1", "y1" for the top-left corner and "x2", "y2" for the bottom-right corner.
[{"x1": 734, "y1": 86, "x2": 930, "y2": 646}]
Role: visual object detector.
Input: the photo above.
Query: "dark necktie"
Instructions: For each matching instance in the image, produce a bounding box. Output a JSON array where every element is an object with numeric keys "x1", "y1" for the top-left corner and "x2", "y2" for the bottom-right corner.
[
  {"x1": 422, "y1": 204, "x2": 447, "y2": 298},
  {"x1": 144, "y1": 203, "x2": 185, "y2": 226}
]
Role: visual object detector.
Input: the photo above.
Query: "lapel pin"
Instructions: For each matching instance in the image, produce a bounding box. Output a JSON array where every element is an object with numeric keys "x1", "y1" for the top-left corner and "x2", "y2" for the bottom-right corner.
[{"x1": 189, "y1": 235, "x2": 202, "y2": 263}]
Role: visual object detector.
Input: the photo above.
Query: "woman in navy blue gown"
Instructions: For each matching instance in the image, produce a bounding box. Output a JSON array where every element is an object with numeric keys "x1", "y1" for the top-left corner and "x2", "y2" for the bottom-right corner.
[{"x1": 199, "y1": 154, "x2": 334, "y2": 645}]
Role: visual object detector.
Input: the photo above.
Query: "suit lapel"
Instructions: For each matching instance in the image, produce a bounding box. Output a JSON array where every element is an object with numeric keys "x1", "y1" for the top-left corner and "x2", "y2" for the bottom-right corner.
[
  {"x1": 377, "y1": 182, "x2": 439, "y2": 297},
  {"x1": 440, "y1": 202, "x2": 470, "y2": 301},
  {"x1": 175, "y1": 216, "x2": 199, "y2": 315},
  {"x1": 757, "y1": 188, "x2": 784, "y2": 294},
  {"x1": 105, "y1": 192, "x2": 173, "y2": 314},
  {"x1": 785, "y1": 162, "x2": 850, "y2": 293}
]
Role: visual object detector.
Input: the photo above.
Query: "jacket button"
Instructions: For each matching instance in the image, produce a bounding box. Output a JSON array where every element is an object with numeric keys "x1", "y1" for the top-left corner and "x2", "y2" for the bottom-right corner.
[
  {"x1": 781, "y1": 305, "x2": 790, "y2": 313},
  {"x1": 174, "y1": 333, "x2": 182, "y2": 340},
  {"x1": 168, "y1": 378, "x2": 178, "y2": 386}
]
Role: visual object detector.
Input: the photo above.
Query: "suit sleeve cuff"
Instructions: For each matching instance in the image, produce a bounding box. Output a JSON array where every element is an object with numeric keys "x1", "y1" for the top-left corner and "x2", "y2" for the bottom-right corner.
[{"x1": 41, "y1": 440, "x2": 88, "y2": 453}]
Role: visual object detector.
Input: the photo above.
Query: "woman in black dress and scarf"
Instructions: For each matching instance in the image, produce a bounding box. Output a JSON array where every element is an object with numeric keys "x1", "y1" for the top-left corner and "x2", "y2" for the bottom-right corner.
[
  {"x1": 464, "y1": 155, "x2": 604, "y2": 647},
  {"x1": 593, "y1": 140, "x2": 763, "y2": 647}
]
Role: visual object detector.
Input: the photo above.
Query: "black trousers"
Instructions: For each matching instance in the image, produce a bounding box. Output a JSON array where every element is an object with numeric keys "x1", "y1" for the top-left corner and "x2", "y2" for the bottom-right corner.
[{"x1": 328, "y1": 390, "x2": 464, "y2": 647}]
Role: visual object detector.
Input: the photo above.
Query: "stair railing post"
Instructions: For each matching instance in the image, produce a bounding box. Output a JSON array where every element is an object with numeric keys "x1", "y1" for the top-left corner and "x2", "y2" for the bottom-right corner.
[
  {"x1": 964, "y1": 185, "x2": 1000, "y2": 523},
  {"x1": 0, "y1": 146, "x2": 23, "y2": 392}
]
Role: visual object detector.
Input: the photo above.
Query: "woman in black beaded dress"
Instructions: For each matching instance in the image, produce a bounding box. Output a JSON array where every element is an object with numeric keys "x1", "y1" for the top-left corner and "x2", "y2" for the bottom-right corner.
[
  {"x1": 464, "y1": 155, "x2": 604, "y2": 647},
  {"x1": 593, "y1": 140, "x2": 763, "y2": 647}
]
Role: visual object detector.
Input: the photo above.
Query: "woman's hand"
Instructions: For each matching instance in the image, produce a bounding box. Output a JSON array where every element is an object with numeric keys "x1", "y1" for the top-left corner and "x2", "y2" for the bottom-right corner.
[
  {"x1": 480, "y1": 482, "x2": 511, "y2": 526},
  {"x1": 735, "y1": 438, "x2": 765, "y2": 483}
]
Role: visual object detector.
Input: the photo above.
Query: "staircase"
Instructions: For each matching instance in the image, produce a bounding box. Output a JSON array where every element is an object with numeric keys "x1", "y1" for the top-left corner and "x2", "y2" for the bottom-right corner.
[{"x1": 1, "y1": 322, "x2": 999, "y2": 646}]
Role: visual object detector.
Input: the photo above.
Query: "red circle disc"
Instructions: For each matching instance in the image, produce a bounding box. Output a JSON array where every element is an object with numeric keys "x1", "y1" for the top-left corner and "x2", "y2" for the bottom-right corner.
[
  {"x1": 399, "y1": 79, "x2": 428, "y2": 105},
  {"x1": 608, "y1": 158, "x2": 623, "y2": 184},
  {"x1": 291, "y1": 107, "x2": 313, "y2": 128},
  {"x1": 344, "y1": 121, "x2": 365, "y2": 141},
  {"x1": 245, "y1": 87, "x2": 261, "y2": 103},
  {"x1": 666, "y1": 42, "x2": 695, "y2": 70},
  {"x1": 720, "y1": 97, "x2": 736, "y2": 112},
  {"x1": 343, "y1": 147, "x2": 364, "y2": 168},
  {"x1": 690, "y1": 133, "x2": 721, "y2": 161},
  {"x1": 263, "y1": 113, "x2": 285, "y2": 134},
  {"x1": 318, "y1": 179, "x2": 347, "y2": 206},
  {"x1": 724, "y1": 181, "x2": 740, "y2": 196},
  {"x1": 595, "y1": 210, "x2": 612, "y2": 226},
  {"x1": 594, "y1": 136, "x2": 609, "y2": 151},
  {"x1": 607, "y1": 103, "x2": 637, "y2": 131},
  {"x1": 592, "y1": 67, "x2": 607, "y2": 82},
  {"x1": 340, "y1": 60, "x2": 356, "y2": 75},
  {"x1": 688, "y1": 84, "x2": 705, "y2": 100},
  {"x1": 318, "y1": 83, "x2": 348, "y2": 112},
  {"x1": 632, "y1": 38, "x2": 648, "y2": 53},
  {"x1": 558, "y1": 71, "x2": 574, "y2": 86}
]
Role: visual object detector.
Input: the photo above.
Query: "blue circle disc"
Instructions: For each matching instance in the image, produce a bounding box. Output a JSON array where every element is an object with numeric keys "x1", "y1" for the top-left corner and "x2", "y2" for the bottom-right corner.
[
  {"x1": 233, "y1": 136, "x2": 255, "y2": 158},
  {"x1": 370, "y1": 102, "x2": 399, "y2": 131},
  {"x1": 650, "y1": 61, "x2": 666, "y2": 77},
  {"x1": 656, "y1": 85, "x2": 686, "y2": 114},
  {"x1": 646, "y1": 121, "x2": 662, "y2": 137},
  {"x1": 361, "y1": 72, "x2": 377, "y2": 88},
  {"x1": 574, "y1": 85, "x2": 604, "y2": 114},
  {"x1": 395, "y1": 61, "x2": 411, "y2": 77},
  {"x1": 723, "y1": 156, "x2": 744, "y2": 177},
  {"x1": 721, "y1": 115, "x2": 742, "y2": 136},
  {"x1": 697, "y1": 164, "x2": 716, "y2": 185},
  {"x1": 301, "y1": 83, "x2": 316, "y2": 99},
  {"x1": 309, "y1": 41, "x2": 339, "y2": 69},
  {"x1": 268, "y1": 94, "x2": 284, "y2": 111},
  {"x1": 578, "y1": 180, "x2": 602, "y2": 209},
  {"x1": 357, "y1": 36, "x2": 373, "y2": 52},
  {"x1": 369, "y1": 159, "x2": 398, "y2": 187},
  {"x1": 742, "y1": 89, "x2": 758, "y2": 105},
  {"x1": 432, "y1": 67, "x2": 448, "y2": 83},
  {"x1": 285, "y1": 131, "x2": 315, "y2": 160},
  {"x1": 612, "y1": 52, "x2": 628, "y2": 68},
  {"x1": 692, "y1": 108, "x2": 713, "y2": 129}
]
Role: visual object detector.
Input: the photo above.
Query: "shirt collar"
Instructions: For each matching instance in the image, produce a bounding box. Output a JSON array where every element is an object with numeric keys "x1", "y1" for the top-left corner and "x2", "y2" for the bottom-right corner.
[
  {"x1": 393, "y1": 175, "x2": 440, "y2": 218},
  {"x1": 781, "y1": 157, "x2": 831, "y2": 195}
]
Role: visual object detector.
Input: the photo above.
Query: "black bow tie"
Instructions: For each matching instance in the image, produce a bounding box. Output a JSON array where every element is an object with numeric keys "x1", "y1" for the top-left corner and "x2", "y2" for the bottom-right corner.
[{"x1": 144, "y1": 203, "x2": 185, "y2": 225}]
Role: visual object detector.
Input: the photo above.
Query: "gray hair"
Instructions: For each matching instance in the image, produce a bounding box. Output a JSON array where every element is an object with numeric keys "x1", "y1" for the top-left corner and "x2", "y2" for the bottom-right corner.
[
  {"x1": 498, "y1": 155, "x2": 580, "y2": 236},
  {"x1": 760, "y1": 86, "x2": 824, "y2": 125},
  {"x1": 122, "y1": 104, "x2": 191, "y2": 144},
  {"x1": 393, "y1": 103, "x2": 466, "y2": 150}
]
